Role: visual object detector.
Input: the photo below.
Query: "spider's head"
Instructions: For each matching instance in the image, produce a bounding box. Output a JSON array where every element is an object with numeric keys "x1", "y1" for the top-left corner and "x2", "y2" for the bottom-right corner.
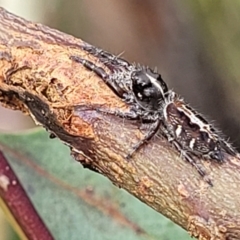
[{"x1": 131, "y1": 67, "x2": 168, "y2": 111}]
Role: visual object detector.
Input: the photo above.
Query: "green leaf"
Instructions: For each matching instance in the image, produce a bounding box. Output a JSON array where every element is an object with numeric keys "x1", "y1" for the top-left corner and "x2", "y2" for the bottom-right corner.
[{"x1": 0, "y1": 129, "x2": 192, "y2": 240}]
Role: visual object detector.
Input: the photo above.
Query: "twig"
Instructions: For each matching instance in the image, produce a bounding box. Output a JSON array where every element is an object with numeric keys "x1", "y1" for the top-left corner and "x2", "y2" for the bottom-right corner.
[{"x1": 0, "y1": 151, "x2": 54, "y2": 240}]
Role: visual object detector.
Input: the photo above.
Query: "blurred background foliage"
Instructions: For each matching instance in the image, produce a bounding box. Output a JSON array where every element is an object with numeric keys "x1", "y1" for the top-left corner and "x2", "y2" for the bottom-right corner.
[{"x1": 0, "y1": 0, "x2": 240, "y2": 239}]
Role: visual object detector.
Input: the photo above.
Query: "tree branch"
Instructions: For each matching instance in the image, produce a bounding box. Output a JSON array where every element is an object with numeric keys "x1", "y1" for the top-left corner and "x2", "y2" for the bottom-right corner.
[{"x1": 0, "y1": 7, "x2": 240, "y2": 239}]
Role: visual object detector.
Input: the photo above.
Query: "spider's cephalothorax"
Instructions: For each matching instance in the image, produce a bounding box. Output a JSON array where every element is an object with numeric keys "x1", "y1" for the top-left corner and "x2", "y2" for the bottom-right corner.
[
  {"x1": 70, "y1": 44, "x2": 237, "y2": 183},
  {"x1": 131, "y1": 68, "x2": 168, "y2": 111}
]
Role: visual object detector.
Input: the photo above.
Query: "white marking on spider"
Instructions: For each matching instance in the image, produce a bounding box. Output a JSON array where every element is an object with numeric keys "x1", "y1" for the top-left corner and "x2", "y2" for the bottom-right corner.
[
  {"x1": 189, "y1": 138, "x2": 196, "y2": 149},
  {"x1": 175, "y1": 125, "x2": 182, "y2": 137}
]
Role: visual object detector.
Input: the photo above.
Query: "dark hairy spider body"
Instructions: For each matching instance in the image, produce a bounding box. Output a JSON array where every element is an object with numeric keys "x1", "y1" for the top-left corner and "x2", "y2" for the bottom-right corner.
[
  {"x1": 70, "y1": 44, "x2": 237, "y2": 184},
  {"x1": 161, "y1": 93, "x2": 236, "y2": 160}
]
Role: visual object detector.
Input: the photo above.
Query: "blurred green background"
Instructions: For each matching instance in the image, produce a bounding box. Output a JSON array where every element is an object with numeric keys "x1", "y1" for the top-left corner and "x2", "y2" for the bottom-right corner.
[{"x1": 0, "y1": 0, "x2": 240, "y2": 239}]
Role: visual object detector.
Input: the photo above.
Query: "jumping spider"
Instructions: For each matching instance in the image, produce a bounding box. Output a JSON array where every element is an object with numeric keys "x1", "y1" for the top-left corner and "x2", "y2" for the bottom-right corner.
[{"x1": 70, "y1": 44, "x2": 237, "y2": 183}]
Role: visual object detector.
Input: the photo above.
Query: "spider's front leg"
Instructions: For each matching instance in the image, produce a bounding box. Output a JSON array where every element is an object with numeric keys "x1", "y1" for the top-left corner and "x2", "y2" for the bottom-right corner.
[
  {"x1": 70, "y1": 55, "x2": 126, "y2": 99},
  {"x1": 70, "y1": 56, "x2": 109, "y2": 80},
  {"x1": 82, "y1": 45, "x2": 130, "y2": 69}
]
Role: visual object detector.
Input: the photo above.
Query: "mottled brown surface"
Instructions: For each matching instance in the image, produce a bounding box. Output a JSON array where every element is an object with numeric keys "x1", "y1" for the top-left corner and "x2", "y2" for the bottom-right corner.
[{"x1": 0, "y1": 7, "x2": 240, "y2": 239}]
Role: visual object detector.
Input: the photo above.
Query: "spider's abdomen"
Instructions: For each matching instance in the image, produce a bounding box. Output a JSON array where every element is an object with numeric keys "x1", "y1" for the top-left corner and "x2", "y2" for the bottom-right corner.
[{"x1": 163, "y1": 100, "x2": 234, "y2": 161}]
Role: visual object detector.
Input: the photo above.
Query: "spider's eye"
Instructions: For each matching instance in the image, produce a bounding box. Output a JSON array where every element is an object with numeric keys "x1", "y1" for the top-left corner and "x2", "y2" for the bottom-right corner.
[
  {"x1": 131, "y1": 71, "x2": 149, "y2": 87},
  {"x1": 131, "y1": 69, "x2": 168, "y2": 111}
]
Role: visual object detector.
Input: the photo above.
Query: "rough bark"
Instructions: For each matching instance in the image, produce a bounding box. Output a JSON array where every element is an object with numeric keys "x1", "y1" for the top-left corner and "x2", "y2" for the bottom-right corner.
[{"x1": 0, "y1": 7, "x2": 240, "y2": 240}]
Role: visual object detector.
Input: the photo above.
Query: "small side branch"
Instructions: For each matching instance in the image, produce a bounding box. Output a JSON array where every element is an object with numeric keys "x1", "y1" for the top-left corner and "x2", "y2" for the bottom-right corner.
[{"x1": 0, "y1": 151, "x2": 54, "y2": 240}]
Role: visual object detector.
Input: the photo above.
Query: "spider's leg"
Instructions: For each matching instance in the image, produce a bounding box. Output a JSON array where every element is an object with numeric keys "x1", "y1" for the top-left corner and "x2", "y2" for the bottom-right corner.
[
  {"x1": 158, "y1": 123, "x2": 206, "y2": 176},
  {"x1": 171, "y1": 140, "x2": 213, "y2": 186},
  {"x1": 126, "y1": 119, "x2": 161, "y2": 159},
  {"x1": 220, "y1": 139, "x2": 237, "y2": 157},
  {"x1": 82, "y1": 45, "x2": 130, "y2": 69},
  {"x1": 75, "y1": 104, "x2": 160, "y2": 158},
  {"x1": 70, "y1": 56, "x2": 109, "y2": 80},
  {"x1": 74, "y1": 104, "x2": 140, "y2": 120},
  {"x1": 70, "y1": 55, "x2": 127, "y2": 98},
  {"x1": 157, "y1": 123, "x2": 212, "y2": 185},
  {"x1": 173, "y1": 141, "x2": 205, "y2": 177},
  {"x1": 96, "y1": 107, "x2": 140, "y2": 120}
]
